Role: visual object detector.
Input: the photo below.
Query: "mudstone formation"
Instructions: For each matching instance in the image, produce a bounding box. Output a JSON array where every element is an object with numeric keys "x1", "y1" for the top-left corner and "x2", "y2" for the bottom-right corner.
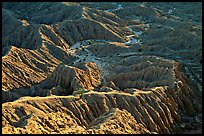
[{"x1": 2, "y1": 2, "x2": 202, "y2": 134}]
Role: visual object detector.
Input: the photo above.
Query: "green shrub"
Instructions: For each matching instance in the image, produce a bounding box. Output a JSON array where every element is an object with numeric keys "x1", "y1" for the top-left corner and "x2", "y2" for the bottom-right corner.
[{"x1": 74, "y1": 87, "x2": 85, "y2": 99}]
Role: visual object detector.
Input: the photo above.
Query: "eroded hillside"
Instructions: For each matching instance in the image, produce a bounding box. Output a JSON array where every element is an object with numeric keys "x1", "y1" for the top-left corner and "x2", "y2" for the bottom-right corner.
[{"x1": 2, "y1": 2, "x2": 202, "y2": 134}]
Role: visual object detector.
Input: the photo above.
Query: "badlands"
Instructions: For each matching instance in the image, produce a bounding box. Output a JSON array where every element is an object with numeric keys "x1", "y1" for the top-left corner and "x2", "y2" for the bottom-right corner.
[{"x1": 2, "y1": 2, "x2": 202, "y2": 134}]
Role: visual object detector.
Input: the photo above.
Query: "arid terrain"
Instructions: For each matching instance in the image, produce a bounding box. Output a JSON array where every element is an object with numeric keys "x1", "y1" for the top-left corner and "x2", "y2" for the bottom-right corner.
[{"x1": 2, "y1": 2, "x2": 202, "y2": 134}]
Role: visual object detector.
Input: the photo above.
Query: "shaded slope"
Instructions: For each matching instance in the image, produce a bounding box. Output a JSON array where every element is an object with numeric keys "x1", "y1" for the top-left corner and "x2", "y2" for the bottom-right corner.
[{"x1": 2, "y1": 44, "x2": 74, "y2": 91}]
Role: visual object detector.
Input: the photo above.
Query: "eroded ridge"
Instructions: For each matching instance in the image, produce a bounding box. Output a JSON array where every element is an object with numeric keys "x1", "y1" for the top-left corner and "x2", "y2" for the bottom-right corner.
[
  {"x1": 2, "y1": 2, "x2": 202, "y2": 134},
  {"x1": 2, "y1": 61, "x2": 202, "y2": 134},
  {"x1": 2, "y1": 80, "x2": 200, "y2": 134}
]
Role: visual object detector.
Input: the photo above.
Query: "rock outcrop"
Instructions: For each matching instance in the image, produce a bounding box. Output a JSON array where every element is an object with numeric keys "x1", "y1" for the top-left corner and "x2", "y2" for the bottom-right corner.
[{"x1": 33, "y1": 62, "x2": 101, "y2": 96}]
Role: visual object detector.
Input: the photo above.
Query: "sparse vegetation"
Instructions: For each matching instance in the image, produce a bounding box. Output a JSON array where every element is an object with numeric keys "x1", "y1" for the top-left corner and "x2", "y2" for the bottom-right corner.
[
  {"x1": 74, "y1": 87, "x2": 86, "y2": 99},
  {"x1": 88, "y1": 41, "x2": 93, "y2": 45},
  {"x1": 2, "y1": 2, "x2": 202, "y2": 134},
  {"x1": 138, "y1": 48, "x2": 142, "y2": 52}
]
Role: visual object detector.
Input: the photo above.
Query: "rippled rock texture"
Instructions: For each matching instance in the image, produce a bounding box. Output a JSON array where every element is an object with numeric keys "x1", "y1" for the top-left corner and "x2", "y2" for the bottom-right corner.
[{"x1": 2, "y1": 2, "x2": 202, "y2": 134}]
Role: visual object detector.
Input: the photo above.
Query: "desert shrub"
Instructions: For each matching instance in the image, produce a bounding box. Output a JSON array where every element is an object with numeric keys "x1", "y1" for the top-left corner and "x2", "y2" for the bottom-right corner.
[
  {"x1": 88, "y1": 41, "x2": 93, "y2": 45},
  {"x1": 138, "y1": 48, "x2": 142, "y2": 52},
  {"x1": 74, "y1": 87, "x2": 85, "y2": 99}
]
